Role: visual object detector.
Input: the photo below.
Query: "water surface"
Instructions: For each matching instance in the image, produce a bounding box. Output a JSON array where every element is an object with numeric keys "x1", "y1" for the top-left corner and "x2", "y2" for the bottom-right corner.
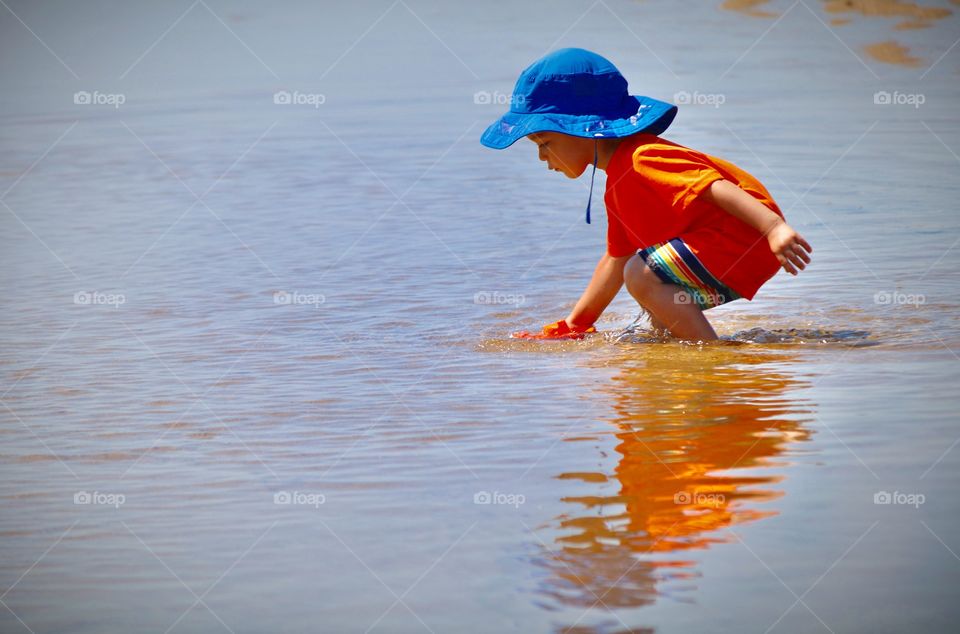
[{"x1": 2, "y1": 1, "x2": 959, "y2": 632}]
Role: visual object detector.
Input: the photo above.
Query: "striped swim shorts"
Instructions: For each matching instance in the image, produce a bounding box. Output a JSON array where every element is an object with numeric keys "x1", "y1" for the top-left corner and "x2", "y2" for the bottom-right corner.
[{"x1": 637, "y1": 238, "x2": 742, "y2": 310}]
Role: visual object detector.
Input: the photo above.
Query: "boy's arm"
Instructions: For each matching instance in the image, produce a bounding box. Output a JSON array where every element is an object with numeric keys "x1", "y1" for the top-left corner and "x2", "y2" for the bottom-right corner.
[
  {"x1": 703, "y1": 179, "x2": 812, "y2": 275},
  {"x1": 563, "y1": 252, "x2": 632, "y2": 329}
]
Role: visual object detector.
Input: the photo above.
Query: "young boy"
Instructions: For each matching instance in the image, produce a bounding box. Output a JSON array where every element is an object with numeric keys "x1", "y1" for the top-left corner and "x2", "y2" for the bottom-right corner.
[{"x1": 481, "y1": 48, "x2": 811, "y2": 341}]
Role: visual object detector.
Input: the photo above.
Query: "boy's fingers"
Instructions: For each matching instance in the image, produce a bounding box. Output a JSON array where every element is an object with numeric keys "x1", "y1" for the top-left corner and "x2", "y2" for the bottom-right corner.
[
  {"x1": 778, "y1": 236, "x2": 810, "y2": 275},
  {"x1": 780, "y1": 256, "x2": 797, "y2": 275}
]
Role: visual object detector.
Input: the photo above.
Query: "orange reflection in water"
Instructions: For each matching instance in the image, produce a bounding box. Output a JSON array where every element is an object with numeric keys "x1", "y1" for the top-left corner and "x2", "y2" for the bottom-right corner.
[
  {"x1": 536, "y1": 346, "x2": 814, "y2": 624},
  {"x1": 720, "y1": 0, "x2": 955, "y2": 66}
]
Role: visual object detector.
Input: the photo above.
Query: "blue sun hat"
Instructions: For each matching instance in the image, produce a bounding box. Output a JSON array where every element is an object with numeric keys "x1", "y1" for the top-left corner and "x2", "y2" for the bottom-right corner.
[{"x1": 480, "y1": 48, "x2": 678, "y2": 224}]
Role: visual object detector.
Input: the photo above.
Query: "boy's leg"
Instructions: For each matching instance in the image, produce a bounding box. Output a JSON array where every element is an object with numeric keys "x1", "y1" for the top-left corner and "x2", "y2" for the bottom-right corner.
[
  {"x1": 623, "y1": 256, "x2": 719, "y2": 341},
  {"x1": 647, "y1": 313, "x2": 669, "y2": 336}
]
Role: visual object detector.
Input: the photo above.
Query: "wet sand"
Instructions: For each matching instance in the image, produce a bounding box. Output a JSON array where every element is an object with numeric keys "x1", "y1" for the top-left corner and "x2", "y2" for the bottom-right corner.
[{"x1": 722, "y1": 0, "x2": 956, "y2": 66}]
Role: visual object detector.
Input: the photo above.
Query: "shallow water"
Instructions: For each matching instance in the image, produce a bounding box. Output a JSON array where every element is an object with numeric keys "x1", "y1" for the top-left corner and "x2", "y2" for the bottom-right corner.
[{"x1": 2, "y1": 1, "x2": 960, "y2": 632}]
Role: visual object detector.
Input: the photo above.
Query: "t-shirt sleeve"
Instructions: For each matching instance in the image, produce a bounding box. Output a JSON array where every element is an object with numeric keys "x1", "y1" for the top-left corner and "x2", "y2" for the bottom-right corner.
[{"x1": 632, "y1": 143, "x2": 725, "y2": 210}]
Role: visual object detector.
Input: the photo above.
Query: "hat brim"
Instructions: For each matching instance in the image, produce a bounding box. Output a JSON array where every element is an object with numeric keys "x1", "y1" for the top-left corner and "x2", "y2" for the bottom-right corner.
[{"x1": 480, "y1": 96, "x2": 678, "y2": 150}]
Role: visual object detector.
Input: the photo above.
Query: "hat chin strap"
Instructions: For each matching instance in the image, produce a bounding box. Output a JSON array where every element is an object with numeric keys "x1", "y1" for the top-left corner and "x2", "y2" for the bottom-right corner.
[{"x1": 585, "y1": 139, "x2": 598, "y2": 224}]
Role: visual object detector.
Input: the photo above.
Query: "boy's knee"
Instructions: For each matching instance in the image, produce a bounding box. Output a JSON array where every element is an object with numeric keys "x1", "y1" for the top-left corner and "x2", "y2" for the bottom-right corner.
[{"x1": 623, "y1": 256, "x2": 660, "y2": 299}]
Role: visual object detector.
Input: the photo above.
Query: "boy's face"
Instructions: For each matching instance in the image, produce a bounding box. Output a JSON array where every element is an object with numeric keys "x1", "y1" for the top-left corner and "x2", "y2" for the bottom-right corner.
[{"x1": 527, "y1": 132, "x2": 593, "y2": 179}]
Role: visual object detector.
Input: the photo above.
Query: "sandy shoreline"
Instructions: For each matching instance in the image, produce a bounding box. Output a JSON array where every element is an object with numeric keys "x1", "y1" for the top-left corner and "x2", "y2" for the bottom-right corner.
[{"x1": 721, "y1": 0, "x2": 956, "y2": 66}]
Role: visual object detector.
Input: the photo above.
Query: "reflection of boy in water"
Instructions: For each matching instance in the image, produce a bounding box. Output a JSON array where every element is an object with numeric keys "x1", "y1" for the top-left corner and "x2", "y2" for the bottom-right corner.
[{"x1": 538, "y1": 351, "x2": 812, "y2": 613}]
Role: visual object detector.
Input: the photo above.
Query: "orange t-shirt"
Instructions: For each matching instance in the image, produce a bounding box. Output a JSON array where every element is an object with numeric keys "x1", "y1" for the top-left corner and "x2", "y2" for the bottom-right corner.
[{"x1": 604, "y1": 134, "x2": 783, "y2": 300}]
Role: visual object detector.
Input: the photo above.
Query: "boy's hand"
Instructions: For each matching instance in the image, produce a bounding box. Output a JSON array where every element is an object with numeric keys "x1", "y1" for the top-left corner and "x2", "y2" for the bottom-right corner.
[
  {"x1": 543, "y1": 319, "x2": 596, "y2": 337},
  {"x1": 511, "y1": 319, "x2": 596, "y2": 340},
  {"x1": 767, "y1": 222, "x2": 812, "y2": 275}
]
